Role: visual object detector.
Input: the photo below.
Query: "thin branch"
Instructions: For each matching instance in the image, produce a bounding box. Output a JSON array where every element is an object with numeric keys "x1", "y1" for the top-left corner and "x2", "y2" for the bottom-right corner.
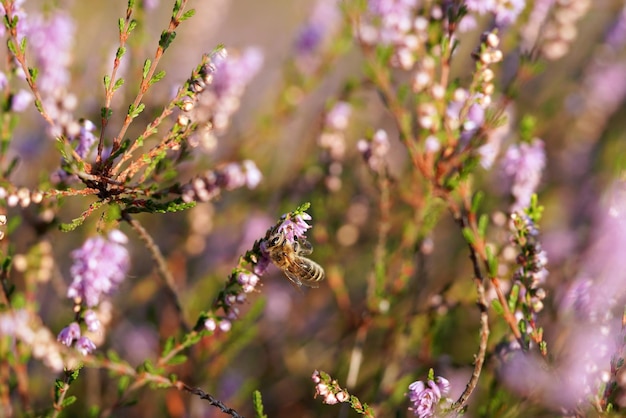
[
  {"x1": 178, "y1": 383, "x2": 245, "y2": 418},
  {"x1": 123, "y1": 213, "x2": 189, "y2": 332},
  {"x1": 453, "y1": 247, "x2": 490, "y2": 411}
]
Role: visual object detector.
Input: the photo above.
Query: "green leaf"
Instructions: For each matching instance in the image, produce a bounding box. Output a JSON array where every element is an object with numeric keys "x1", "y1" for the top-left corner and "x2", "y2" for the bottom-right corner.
[
  {"x1": 104, "y1": 75, "x2": 111, "y2": 90},
  {"x1": 142, "y1": 59, "x2": 151, "y2": 80},
  {"x1": 491, "y1": 299, "x2": 504, "y2": 315},
  {"x1": 28, "y1": 67, "x2": 38, "y2": 81},
  {"x1": 101, "y1": 106, "x2": 113, "y2": 119},
  {"x1": 471, "y1": 191, "x2": 484, "y2": 214},
  {"x1": 59, "y1": 216, "x2": 86, "y2": 232},
  {"x1": 180, "y1": 9, "x2": 196, "y2": 21},
  {"x1": 128, "y1": 19, "x2": 138, "y2": 32},
  {"x1": 162, "y1": 337, "x2": 176, "y2": 356},
  {"x1": 508, "y1": 283, "x2": 520, "y2": 312},
  {"x1": 166, "y1": 354, "x2": 187, "y2": 366},
  {"x1": 61, "y1": 395, "x2": 77, "y2": 407},
  {"x1": 149, "y1": 70, "x2": 166, "y2": 86},
  {"x1": 159, "y1": 30, "x2": 177, "y2": 50},
  {"x1": 107, "y1": 350, "x2": 121, "y2": 362},
  {"x1": 118, "y1": 18, "x2": 124, "y2": 35},
  {"x1": 173, "y1": 0, "x2": 182, "y2": 14},
  {"x1": 252, "y1": 390, "x2": 268, "y2": 418},
  {"x1": 461, "y1": 227, "x2": 475, "y2": 245},
  {"x1": 7, "y1": 39, "x2": 17, "y2": 55},
  {"x1": 486, "y1": 245, "x2": 497, "y2": 277},
  {"x1": 113, "y1": 78, "x2": 125, "y2": 91},
  {"x1": 116, "y1": 46, "x2": 126, "y2": 61},
  {"x1": 478, "y1": 214, "x2": 488, "y2": 238},
  {"x1": 128, "y1": 103, "x2": 145, "y2": 119},
  {"x1": 118, "y1": 375, "x2": 130, "y2": 396}
]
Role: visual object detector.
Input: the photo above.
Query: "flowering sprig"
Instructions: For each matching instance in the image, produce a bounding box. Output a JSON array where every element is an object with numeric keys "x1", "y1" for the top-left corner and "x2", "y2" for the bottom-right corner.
[
  {"x1": 312, "y1": 370, "x2": 374, "y2": 417},
  {"x1": 407, "y1": 370, "x2": 452, "y2": 418},
  {"x1": 57, "y1": 230, "x2": 130, "y2": 356},
  {"x1": 197, "y1": 203, "x2": 315, "y2": 333}
]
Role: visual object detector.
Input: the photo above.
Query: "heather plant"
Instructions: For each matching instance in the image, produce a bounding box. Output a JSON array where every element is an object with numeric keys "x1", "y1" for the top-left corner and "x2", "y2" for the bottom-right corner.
[{"x1": 3, "y1": 0, "x2": 626, "y2": 417}]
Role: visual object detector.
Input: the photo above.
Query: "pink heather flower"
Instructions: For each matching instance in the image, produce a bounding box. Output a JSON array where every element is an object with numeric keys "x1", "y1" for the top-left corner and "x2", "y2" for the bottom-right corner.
[
  {"x1": 494, "y1": 0, "x2": 526, "y2": 27},
  {"x1": 57, "y1": 322, "x2": 81, "y2": 347},
  {"x1": 365, "y1": 0, "x2": 419, "y2": 45},
  {"x1": 204, "y1": 317, "x2": 217, "y2": 332},
  {"x1": 142, "y1": 0, "x2": 160, "y2": 11},
  {"x1": 11, "y1": 89, "x2": 33, "y2": 112},
  {"x1": 67, "y1": 230, "x2": 130, "y2": 307},
  {"x1": 325, "y1": 102, "x2": 352, "y2": 131},
  {"x1": 278, "y1": 212, "x2": 312, "y2": 242},
  {"x1": 499, "y1": 139, "x2": 546, "y2": 211},
  {"x1": 0, "y1": 0, "x2": 28, "y2": 40},
  {"x1": 0, "y1": 72, "x2": 7, "y2": 91},
  {"x1": 84, "y1": 309, "x2": 101, "y2": 332},
  {"x1": 294, "y1": 0, "x2": 341, "y2": 56},
  {"x1": 237, "y1": 271, "x2": 260, "y2": 293},
  {"x1": 465, "y1": 0, "x2": 525, "y2": 27},
  {"x1": 26, "y1": 11, "x2": 75, "y2": 93},
  {"x1": 407, "y1": 376, "x2": 450, "y2": 417},
  {"x1": 464, "y1": 0, "x2": 497, "y2": 14},
  {"x1": 75, "y1": 336, "x2": 96, "y2": 355},
  {"x1": 73, "y1": 120, "x2": 97, "y2": 159}
]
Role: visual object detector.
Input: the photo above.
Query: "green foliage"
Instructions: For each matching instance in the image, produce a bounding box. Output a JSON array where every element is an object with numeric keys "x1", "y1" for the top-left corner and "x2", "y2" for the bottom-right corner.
[{"x1": 252, "y1": 390, "x2": 268, "y2": 418}]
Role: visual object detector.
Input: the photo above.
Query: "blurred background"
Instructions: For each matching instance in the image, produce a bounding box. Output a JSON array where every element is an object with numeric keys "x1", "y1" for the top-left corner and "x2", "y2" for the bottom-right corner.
[{"x1": 5, "y1": 0, "x2": 626, "y2": 416}]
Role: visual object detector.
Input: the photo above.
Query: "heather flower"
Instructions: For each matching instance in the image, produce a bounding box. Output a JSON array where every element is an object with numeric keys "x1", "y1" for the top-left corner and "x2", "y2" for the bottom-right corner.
[
  {"x1": 499, "y1": 139, "x2": 546, "y2": 211},
  {"x1": 465, "y1": 0, "x2": 526, "y2": 27},
  {"x1": 204, "y1": 317, "x2": 217, "y2": 332},
  {"x1": 67, "y1": 230, "x2": 130, "y2": 307},
  {"x1": 75, "y1": 336, "x2": 96, "y2": 355},
  {"x1": 26, "y1": 11, "x2": 75, "y2": 93},
  {"x1": 11, "y1": 89, "x2": 33, "y2": 112},
  {"x1": 357, "y1": 129, "x2": 390, "y2": 171},
  {"x1": 0, "y1": 0, "x2": 28, "y2": 40},
  {"x1": 294, "y1": 0, "x2": 341, "y2": 72},
  {"x1": 325, "y1": 101, "x2": 352, "y2": 131},
  {"x1": 277, "y1": 212, "x2": 312, "y2": 242},
  {"x1": 57, "y1": 322, "x2": 81, "y2": 347},
  {"x1": 237, "y1": 271, "x2": 260, "y2": 293},
  {"x1": 209, "y1": 47, "x2": 264, "y2": 133},
  {"x1": 73, "y1": 119, "x2": 97, "y2": 159},
  {"x1": 83, "y1": 309, "x2": 101, "y2": 332},
  {"x1": 407, "y1": 376, "x2": 451, "y2": 417}
]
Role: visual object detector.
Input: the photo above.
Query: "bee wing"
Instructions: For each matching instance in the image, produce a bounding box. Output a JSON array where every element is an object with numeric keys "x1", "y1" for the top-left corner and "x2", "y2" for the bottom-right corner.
[
  {"x1": 293, "y1": 236, "x2": 314, "y2": 256},
  {"x1": 293, "y1": 257, "x2": 325, "y2": 287}
]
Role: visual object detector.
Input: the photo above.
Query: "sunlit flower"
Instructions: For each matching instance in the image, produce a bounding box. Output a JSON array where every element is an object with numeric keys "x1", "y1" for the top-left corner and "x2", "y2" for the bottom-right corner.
[
  {"x1": 407, "y1": 376, "x2": 450, "y2": 417},
  {"x1": 67, "y1": 230, "x2": 130, "y2": 307}
]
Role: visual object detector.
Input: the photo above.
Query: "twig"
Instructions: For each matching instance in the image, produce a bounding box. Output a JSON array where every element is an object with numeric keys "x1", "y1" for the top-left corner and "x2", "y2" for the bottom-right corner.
[
  {"x1": 123, "y1": 213, "x2": 189, "y2": 332},
  {"x1": 452, "y1": 245, "x2": 490, "y2": 411},
  {"x1": 179, "y1": 383, "x2": 245, "y2": 418}
]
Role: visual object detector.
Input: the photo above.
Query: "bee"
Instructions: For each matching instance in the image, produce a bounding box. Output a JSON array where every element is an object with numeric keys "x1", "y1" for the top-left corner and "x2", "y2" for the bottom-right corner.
[{"x1": 265, "y1": 230, "x2": 325, "y2": 288}]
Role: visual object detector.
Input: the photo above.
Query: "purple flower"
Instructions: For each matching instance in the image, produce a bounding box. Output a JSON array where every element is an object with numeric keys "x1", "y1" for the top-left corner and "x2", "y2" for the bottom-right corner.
[
  {"x1": 25, "y1": 11, "x2": 75, "y2": 93},
  {"x1": 325, "y1": 102, "x2": 352, "y2": 131},
  {"x1": 0, "y1": 0, "x2": 28, "y2": 40},
  {"x1": 237, "y1": 271, "x2": 260, "y2": 293},
  {"x1": 494, "y1": 0, "x2": 526, "y2": 26},
  {"x1": 499, "y1": 139, "x2": 546, "y2": 211},
  {"x1": 73, "y1": 119, "x2": 97, "y2": 159},
  {"x1": 295, "y1": 0, "x2": 341, "y2": 56},
  {"x1": 465, "y1": 0, "x2": 526, "y2": 27},
  {"x1": 75, "y1": 336, "x2": 96, "y2": 355},
  {"x1": 57, "y1": 322, "x2": 81, "y2": 347},
  {"x1": 278, "y1": 212, "x2": 312, "y2": 242},
  {"x1": 83, "y1": 309, "x2": 101, "y2": 332},
  {"x1": 11, "y1": 89, "x2": 33, "y2": 112},
  {"x1": 67, "y1": 230, "x2": 130, "y2": 307},
  {"x1": 407, "y1": 376, "x2": 450, "y2": 417}
]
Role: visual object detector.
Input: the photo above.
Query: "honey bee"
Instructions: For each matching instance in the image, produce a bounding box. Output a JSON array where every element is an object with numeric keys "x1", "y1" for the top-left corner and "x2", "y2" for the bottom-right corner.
[{"x1": 265, "y1": 230, "x2": 325, "y2": 288}]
